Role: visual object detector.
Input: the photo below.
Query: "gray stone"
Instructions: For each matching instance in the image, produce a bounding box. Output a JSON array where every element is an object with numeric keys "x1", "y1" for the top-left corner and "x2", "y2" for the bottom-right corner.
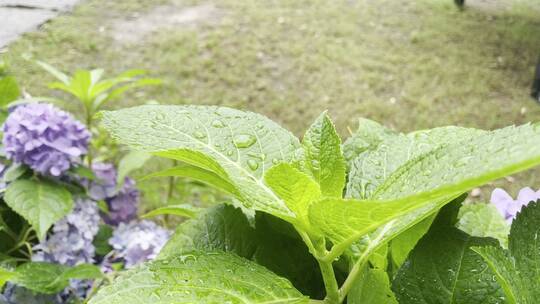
[
  {"x1": 0, "y1": 7, "x2": 56, "y2": 47},
  {"x1": 0, "y1": 0, "x2": 79, "y2": 11}
]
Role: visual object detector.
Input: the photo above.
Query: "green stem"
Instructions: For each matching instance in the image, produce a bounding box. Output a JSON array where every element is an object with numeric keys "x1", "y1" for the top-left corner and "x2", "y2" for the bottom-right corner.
[
  {"x1": 338, "y1": 254, "x2": 369, "y2": 302},
  {"x1": 313, "y1": 240, "x2": 340, "y2": 304}
]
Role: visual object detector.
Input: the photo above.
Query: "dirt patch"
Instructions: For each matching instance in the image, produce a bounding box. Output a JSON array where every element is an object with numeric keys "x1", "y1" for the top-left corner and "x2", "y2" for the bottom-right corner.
[{"x1": 111, "y1": 4, "x2": 220, "y2": 44}]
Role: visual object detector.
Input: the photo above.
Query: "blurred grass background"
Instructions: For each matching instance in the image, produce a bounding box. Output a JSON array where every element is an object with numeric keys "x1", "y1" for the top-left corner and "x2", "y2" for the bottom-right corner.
[{"x1": 2, "y1": 0, "x2": 540, "y2": 210}]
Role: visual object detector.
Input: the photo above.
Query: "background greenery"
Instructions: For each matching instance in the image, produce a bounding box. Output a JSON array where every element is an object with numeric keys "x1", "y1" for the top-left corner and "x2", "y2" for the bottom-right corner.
[{"x1": 2, "y1": 0, "x2": 539, "y2": 209}]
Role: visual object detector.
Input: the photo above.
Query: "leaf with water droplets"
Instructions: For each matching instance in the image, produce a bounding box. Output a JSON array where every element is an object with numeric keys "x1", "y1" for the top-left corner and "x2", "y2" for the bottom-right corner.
[
  {"x1": 347, "y1": 126, "x2": 484, "y2": 199},
  {"x1": 472, "y1": 201, "x2": 540, "y2": 304},
  {"x1": 392, "y1": 203, "x2": 504, "y2": 304},
  {"x1": 302, "y1": 112, "x2": 346, "y2": 197},
  {"x1": 100, "y1": 105, "x2": 301, "y2": 221},
  {"x1": 88, "y1": 250, "x2": 308, "y2": 304},
  {"x1": 310, "y1": 123, "x2": 540, "y2": 257},
  {"x1": 159, "y1": 205, "x2": 327, "y2": 298}
]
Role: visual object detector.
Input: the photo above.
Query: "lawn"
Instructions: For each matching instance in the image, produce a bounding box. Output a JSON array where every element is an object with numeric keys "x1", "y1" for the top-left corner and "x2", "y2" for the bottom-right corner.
[{"x1": 2, "y1": 0, "x2": 540, "y2": 208}]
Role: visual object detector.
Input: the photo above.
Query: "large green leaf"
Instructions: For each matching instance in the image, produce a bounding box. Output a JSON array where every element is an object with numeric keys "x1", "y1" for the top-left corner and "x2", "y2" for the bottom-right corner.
[
  {"x1": 101, "y1": 105, "x2": 301, "y2": 220},
  {"x1": 472, "y1": 201, "x2": 540, "y2": 304},
  {"x1": 264, "y1": 163, "x2": 321, "y2": 232},
  {"x1": 347, "y1": 127, "x2": 483, "y2": 199},
  {"x1": 392, "y1": 203, "x2": 504, "y2": 304},
  {"x1": 4, "y1": 179, "x2": 73, "y2": 241},
  {"x1": 302, "y1": 112, "x2": 345, "y2": 197},
  {"x1": 457, "y1": 203, "x2": 509, "y2": 247},
  {"x1": 310, "y1": 124, "x2": 540, "y2": 256},
  {"x1": 373, "y1": 124, "x2": 540, "y2": 201},
  {"x1": 8, "y1": 262, "x2": 102, "y2": 294},
  {"x1": 89, "y1": 251, "x2": 308, "y2": 304},
  {"x1": 159, "y1": 205, "x2": 326, "y2": 299},
  {"x1": 345, "y1": 127, "x2": 482, "y2": 270}
]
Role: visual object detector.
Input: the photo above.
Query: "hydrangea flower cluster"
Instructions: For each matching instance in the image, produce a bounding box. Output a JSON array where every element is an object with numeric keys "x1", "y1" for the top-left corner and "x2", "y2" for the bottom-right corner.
[
  {"x1": 2, "y1": 103, "x2": 90, "y2": 176},
  {"x1": 32, "y1": 198, "x2": 100, "y2": 266},
  {"x1": 88, "y1": 162, "x2": 139, "y2": 226},
  {"x1": 490, "y1": 187, "x2": 540, "y2": 223},
  {"x1": 109, "y1": 220, "x2": 171, "y2": 268}
]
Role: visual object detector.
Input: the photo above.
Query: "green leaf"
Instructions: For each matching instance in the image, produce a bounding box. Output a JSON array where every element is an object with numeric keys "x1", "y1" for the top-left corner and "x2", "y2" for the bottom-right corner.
[
  {"x1": 392, "y1": 203, "x2": 504, "y2": 304},
  {"x1": 36, "y1": 60, "x2": 70, "y2": 84},
  {"x1": 374, "y1": 124, "x2": 540, "y2": 201},
  {"x1": 342, "y1": 118, "x2": 398, "y2": 165},
  {"x1": 347, "y1": 126, "x2": 483, "y2": 199},
  {"x1": 12, "y1": 262, "x2": 103, "y2": 294},
  {"x1": 302, "y1": 112, "x2": 346, "y2": 197},
  {"x1": 264, "y1": 163, "x2": 321, "y2": 231},
  {"x1": 508, "y1": 200, "x2": 540, "y2": 288},
  {"x1": 2, "y1": 163, "x2": 28, "y2": 183},
  {"x1": 472, "y1": 246, "x2": 528, "y2": 304},
  {"x1": 472, "y1": 201, "x2": 540, "y2": 303},
  {"x1": 141, "y1": 204, "x2": 199, "y2": 219},
  {"x1": 0, "y1": 76, "x2": 20, "y2": 107},
  {"x1": 100, "y1": 105, "x2": 301, "y2": 221},
  {"x1": 457, "y1": 203, "x2": 509, "y2": 247},
  {"x1": 159, "y1": 205, "x2": 258, "y2": 260},
  {"x1": 311, "y1": 124, "x2": 540, "y2": 256},
  {"x1": 89, "y1": 251, "x2": 308, "y2": 304},
  {"x1": 141, "y1": 164, "x2": 240, "y2": 197},
  {"x1": 93, "y1": 224, "x2": 114, "y2": 256},
  {"x1": 390, "y1": 213, "x2": 436, "y2": 269},
  {"x1": 116, "y1": 150, "x2": 152, "y2": 189},
  {"x1": 348, "y1": 267, "x2": 397, "y2": 304},
  {"x1": 159, "y1": 205, "x2": 326, "y2": 299},
  {"x1": 0, "y1": 267, "x2": 15, "y2": 289},
  {"x1": 4, "y1": 179, "x2": 73, "y2": 241}
]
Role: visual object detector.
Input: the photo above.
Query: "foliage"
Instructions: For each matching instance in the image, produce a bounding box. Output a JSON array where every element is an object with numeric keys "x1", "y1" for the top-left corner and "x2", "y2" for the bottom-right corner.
[
  {"x1": 0, "y1": 69, "x2": 166, "y2": 303},
  {"x1": 90, "y1": 104, "x2": 540, "y2": 303}
]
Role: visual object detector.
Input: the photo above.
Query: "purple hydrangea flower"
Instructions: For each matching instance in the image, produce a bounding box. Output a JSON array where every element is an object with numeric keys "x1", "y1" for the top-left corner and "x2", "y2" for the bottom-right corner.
[
  {"x1": 490, "y1": 187, "x2": 540, "y2": 223},
  {"x1": 87, "y1": 162, "x2": 139, "y2": 226},
  {"x1": 2, "y1": 103, "x2": 90, "y2": 176},
  {"x1": 33, "y1": 198, "x2": 100, "y2": 266},
  {"x1": 109, "y1": 220, "x2": 170, "y2": 268},
  {"x1": 87, "y1": 162, "x2": 117, "y2": 200}
]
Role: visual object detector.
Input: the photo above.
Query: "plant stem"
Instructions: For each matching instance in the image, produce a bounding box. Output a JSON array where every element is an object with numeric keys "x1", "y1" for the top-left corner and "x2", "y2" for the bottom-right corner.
[
  {"x1": 318, "y1": 258, "x2": 340, "y2": 304},
  {"x1": 313, "y1": 240, "x2": 340, "y2": 304},
  {"x1": 338, "y1": 254, "x2": 369, "y2": 302}
]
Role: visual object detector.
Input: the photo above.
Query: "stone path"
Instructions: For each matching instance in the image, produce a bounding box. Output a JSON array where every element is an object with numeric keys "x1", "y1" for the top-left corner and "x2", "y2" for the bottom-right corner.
[{"x1": 0, "y1": 0, "x2": 81, "y2": 48}]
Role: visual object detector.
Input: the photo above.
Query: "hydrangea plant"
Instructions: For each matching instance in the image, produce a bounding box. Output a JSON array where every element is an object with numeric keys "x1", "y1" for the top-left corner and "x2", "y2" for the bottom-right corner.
[{"x1": 84, "y1": 105, "x2": 540, "y2": 304}]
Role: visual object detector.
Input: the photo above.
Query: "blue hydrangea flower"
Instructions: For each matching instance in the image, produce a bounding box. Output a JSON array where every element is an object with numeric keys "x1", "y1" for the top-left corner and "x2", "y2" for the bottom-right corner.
[
  {"x1": 109, "y1": 220, "x2": 170, "y2": 268},
  {"x1": 490, "y1": 187, "x2": 540, "y2": 223},
  {"x1": 33, "y1": 198, "x2": 100, "y2": 266},
  {"x1": 3, "y1": 103, "x2": 90, "y2": 176},
  {"x1": 88, "y1": 162, "x2": 139, "y2": 226}
]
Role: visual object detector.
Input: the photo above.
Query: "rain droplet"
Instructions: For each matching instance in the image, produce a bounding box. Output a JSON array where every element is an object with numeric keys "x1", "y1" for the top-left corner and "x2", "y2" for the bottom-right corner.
[
  {"x1": 193, "y1": 131, "x2": 206, "y2": 139},
  {"x1": 211, "y1": 119, "x2": 225, "y2": 128},
  {"x1": 233, "y1": 134, "x2": 256, "y2": 148},
  {"x1": 247, "y1": 159, "x2": 259, "y2": 171}
]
